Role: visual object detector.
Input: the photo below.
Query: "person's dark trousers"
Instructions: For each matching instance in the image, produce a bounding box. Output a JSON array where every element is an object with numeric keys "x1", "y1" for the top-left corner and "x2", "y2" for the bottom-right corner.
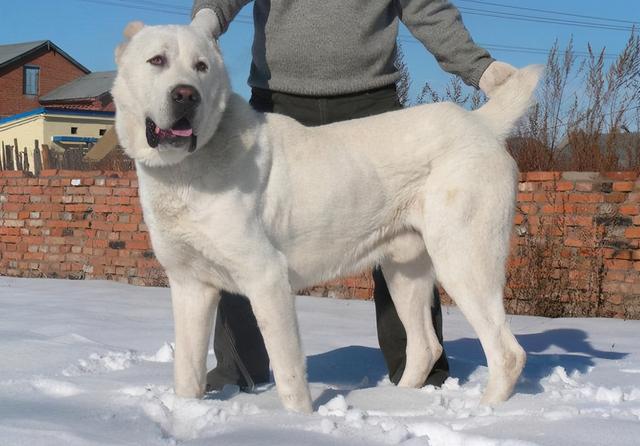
[{"x1": 206, "y1": 84, "x2": 449, "y2": 391}]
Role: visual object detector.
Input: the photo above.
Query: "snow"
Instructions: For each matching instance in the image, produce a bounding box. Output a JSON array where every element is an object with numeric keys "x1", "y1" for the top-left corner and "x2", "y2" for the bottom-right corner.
[{"x1": 1, "y1": 276, "x2": 639, "y2": 445}]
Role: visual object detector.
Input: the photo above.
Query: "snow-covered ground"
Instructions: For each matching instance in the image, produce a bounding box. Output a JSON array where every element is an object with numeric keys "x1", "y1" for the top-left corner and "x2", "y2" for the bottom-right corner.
[{"x1": 1, "y1": 276, "x2": 639, "y2": 445}]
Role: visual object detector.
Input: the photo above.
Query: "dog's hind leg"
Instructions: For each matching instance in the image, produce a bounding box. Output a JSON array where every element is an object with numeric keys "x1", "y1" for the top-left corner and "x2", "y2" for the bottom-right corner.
[
  {"x1": 422, "y1": 174, "x2": 525, "y2": 404},
  {"x1": 380, "y1": 247, "x2": 441, "y2": 388},
  {"x1": 169, "y1": 276, "x2": 220, "y2": 399}
]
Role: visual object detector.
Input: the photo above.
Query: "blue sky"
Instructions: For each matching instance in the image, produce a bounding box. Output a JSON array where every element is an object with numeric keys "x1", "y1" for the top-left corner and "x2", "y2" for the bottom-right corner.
[{"x1": 1, "y1": 1, "x2": 638, "y2": 100}]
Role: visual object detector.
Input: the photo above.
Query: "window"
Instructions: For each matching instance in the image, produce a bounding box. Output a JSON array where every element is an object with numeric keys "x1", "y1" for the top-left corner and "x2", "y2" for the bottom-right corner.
[
  {"x1": 23, "y1": 66, "x2": 40, "y2": 95},
  {"x1": 99, "y1": 129, "x2": 106, "y2": 136},
  {"x1": 71, "y1": 127, "x2": 78, "y2": 135}
]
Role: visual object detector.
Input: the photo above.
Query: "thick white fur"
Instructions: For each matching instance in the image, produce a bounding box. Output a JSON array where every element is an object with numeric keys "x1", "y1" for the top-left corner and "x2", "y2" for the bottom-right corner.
[{"x1": 112, "y1": 23, "x2": 543, "y2": 413}]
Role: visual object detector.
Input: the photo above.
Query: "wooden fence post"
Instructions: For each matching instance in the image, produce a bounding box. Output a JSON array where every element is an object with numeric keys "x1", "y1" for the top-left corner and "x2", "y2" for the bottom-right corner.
[
  {"x1": 0, "y1": 141, "x2": 4, "y2": 170},
  {"x1": 42, "y1": 144, "x2": 50, "y2": 169},
  {"x1": 33, "y1": 140, "x2": 42, "y2": 176},
  {"x1": 22, "y1": 147, "x2": 30, "y2": 173},
  {"x1": 5, "y1": 144, "x2": 14, "y2": 170},
  {"x1": 15, "y1": 147, "x2": 22, "y2": 171},
  {"x1": 14, "y1": 139, "x2": 22, "y2": 171}
]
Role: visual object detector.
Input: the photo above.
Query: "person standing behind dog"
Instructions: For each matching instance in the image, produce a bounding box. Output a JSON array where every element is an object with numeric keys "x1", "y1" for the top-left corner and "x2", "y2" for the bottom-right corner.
[{"x1": 191, "y1": 0, "x2": 516, "y2": 392}]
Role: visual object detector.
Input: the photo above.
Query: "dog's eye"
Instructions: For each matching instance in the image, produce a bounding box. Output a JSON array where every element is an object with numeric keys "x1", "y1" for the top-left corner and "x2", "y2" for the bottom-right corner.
[
  {"x1": 148, "y1": 55, "x2": 166, "y2": 66},
  {"x1": 195, "y1": 61, "x2": 208, "y2": 73}
]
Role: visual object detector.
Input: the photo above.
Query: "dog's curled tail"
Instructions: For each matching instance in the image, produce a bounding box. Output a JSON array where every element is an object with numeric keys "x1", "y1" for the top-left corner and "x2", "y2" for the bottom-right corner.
[{"x1": 474, "y1": 64, "x2": 544, "y2": 140}]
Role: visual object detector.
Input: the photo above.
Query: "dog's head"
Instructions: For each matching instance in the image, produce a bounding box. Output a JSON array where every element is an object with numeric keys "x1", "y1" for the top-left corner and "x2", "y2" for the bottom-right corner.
[{"x1": 112, "y1": 21, "x2": 230, "y2": 166}]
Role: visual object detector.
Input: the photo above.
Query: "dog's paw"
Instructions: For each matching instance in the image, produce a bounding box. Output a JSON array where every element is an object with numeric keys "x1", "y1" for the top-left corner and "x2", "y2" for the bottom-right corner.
[{"x1": 281, "y1": 392, "x2": 313, "y2": 413}]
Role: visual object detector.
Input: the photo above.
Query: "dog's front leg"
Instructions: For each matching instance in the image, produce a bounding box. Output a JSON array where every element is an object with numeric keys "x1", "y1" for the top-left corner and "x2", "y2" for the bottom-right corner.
[
  {"x1": 244, "y1": 269, "x2": 313, "y2": 413},
  {"x1": 169, "y1": 276, "x2": 220, "y2": 398}
]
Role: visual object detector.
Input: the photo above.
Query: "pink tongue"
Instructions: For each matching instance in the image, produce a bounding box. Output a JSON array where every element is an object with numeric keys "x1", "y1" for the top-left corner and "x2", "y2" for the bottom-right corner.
[
  {"x1": 154, "y1": 126, "x2": 192, "y2": 137},
  {"x1": 171, "y1": 128, "x2": 193, "y2": 137}
]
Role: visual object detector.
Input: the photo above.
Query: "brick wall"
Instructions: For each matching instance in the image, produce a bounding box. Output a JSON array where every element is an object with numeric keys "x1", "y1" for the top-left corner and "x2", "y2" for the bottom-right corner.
[
  {"x1": 0, "y1": 169, "x2": 163, "y2": 286},
  {"x1": 1, "y1": 170, "x2": 639, "y2": 318},
  {"x1": 0, "y1": 47, "x2": 87, "y2": 118}
]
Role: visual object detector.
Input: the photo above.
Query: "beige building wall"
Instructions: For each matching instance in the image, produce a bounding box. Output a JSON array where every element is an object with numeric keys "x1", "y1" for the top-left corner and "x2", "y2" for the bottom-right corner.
[
  {"x1": 44, "y1": 114, "x2": 114, "y2": 144},
  {"x1": 0, "y1": 111, "x2": 114, "y2": 172},
  {"x1": 0, "y1": 115, "x2": 45, "y2": 171}
]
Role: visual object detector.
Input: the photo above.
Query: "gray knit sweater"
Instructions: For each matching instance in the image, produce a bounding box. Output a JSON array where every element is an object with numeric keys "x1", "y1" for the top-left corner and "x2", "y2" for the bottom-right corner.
[{"x1": 192, "y1": 0, "x2": 494, "y2": 96}]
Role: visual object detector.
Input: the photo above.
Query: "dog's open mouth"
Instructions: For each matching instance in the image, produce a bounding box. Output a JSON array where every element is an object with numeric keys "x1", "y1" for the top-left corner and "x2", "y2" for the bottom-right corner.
[{"x1": 146, "y1": 117, "x2": 197, "y2": 152}]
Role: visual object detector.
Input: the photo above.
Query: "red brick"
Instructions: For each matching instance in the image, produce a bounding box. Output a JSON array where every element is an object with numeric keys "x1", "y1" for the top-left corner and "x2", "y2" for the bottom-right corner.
[
  {"x1": 620, "y1": 205, "x2": 640, "y2": 216},
  {"x1": 626, "y1": 227, "x2": 640, "y2": 238},
  {"x1": 555, "y1": 181, "x2": 574, "y2": 191},
  {"x1": 525, "y1": 172, "x2": 560, "y2": 181},
  {"x1": 0, "y1": 171, "x2": 27, "y2": 178},
  {"x1": 106, "y1": 196, "x2": 130, "y2": 205},
  {"x1": 113, "y1": 223, "x2": 138, "y2": 232},
  {"x1": 88, "y1": 186, "x2": 113, "y2": 196},
  {"x1": 64, "y1": 204, "x2": 93, "y2": 213},
  {"x1": 605, "y1": 270, "x2": 626, "y2": 282},
  {"x1": 566, "y1": 216, "x2": 593, "y2": 227},
  {"x1": 603, "y1": 172, "x2": 638, "y2": 181},
  {"x1": 605, "y1": 259, "x2": 634, "y2": 270},
  {"x1": 533, "y1": 193, "x2": 555, "y2": 203},
  {"x1": 607, "y1": 294, "x2": 624, "y2": 305},
  {"x1": 602, "y1": 249, "x2": 632, "y2": 260},
  {"x1": 1, "y1": 202, "x2": 24, "y2": 212},
  {"x1": 575, "y1": 182, "x2": 594, "y2": 192},
  {"x1": 604, "y1": 192, "x2": 627, "y2": 203},
  {"x1": 613, "y1": 182, "x2": 634, "y2": 192},
  {"x1": 126, "y1": 240, "x2": 150, "y2": 250},
  {"x1": 90, "y1": 221, "x2": 113, "y2": 231},
  {"x1": 113, "y1": 188, "x2": 137, "y2": 197},
  {"x1": 519, "y1": 204, "x2": 537, "y2": 214},
  {"x1": 568, "y1": 193, "x2": 603, "y2": 203},
  {"x1": 24, "y1": 252, "x2": 44, "y2": 260},
  {"x1": 353, "y1": 288, "x2": 372, "y2": 299},
  {"x1": 565, "y1": 238, "x2": 583, "y2": 247},
  {"x1": 106, "y1": 178, "x2": 130, "y2": 187}
]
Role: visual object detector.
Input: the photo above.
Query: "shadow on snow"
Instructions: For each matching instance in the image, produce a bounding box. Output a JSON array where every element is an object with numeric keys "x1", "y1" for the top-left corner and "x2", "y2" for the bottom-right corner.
[{"x1": 303, "y1": 328, "x2": 628, "y2": 399}]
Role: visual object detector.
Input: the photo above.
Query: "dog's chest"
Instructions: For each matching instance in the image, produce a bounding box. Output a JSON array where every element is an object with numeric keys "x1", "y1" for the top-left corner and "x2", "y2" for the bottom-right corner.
[{"x1": 140, "y1": 179, "x2": 236, "y2": 288}]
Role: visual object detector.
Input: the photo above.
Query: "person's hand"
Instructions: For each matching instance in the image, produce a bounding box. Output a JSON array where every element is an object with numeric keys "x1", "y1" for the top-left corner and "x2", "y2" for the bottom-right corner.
[
  {"x1": 191, "y1": 9, "x2": 222, "y2": 41},
  {"x1": 479, "y1": 61, "x2": 517, "y2": 97}
]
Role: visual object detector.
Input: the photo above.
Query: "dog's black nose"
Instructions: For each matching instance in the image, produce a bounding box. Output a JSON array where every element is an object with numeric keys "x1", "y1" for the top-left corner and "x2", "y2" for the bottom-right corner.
[{"x1": 171, "y1": 84, "x2": 201, "y2": 107}]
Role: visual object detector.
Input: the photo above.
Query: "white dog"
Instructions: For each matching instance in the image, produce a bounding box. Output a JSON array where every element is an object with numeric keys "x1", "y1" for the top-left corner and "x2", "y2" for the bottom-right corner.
[{"x1": 112, "y1": 21, "x2": 542, "y2": 413}]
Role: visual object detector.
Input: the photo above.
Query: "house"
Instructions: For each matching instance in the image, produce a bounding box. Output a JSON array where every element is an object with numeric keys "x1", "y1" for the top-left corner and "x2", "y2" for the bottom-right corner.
[
  {"x1": 0, "y1": 107, "x2": 115, "y2": 172},
  {"x1": 39, "y1": 71, "x2": 116, "y2": 112},
  {"x1": 0, "y1": 40, "x2": 90, "y2": 119},
  {"x1": 0, "y1": 39, "x2": 117, "y2": 172}
]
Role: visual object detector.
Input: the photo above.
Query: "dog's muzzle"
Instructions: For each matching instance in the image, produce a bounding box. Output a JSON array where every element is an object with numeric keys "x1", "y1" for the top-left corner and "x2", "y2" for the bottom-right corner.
[
  {"x1": 145, "y1": 117, "x2": 197, "y2": 152},
  {"x1": 144, "y1": 84, "x2": 202, "y2": 152}
]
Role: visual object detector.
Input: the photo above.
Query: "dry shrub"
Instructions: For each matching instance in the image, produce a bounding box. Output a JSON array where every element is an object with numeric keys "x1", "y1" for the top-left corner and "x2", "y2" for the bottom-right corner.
[
  {"x1": 399, "y1": 30, "x2": 640, "y2": 172},
  {"x1": 511, "y1": 31, "x2": 640, "y2": 172},
  {"x1": 86, "y1": 147, "x2": 135, "y2": 171},
  {"x1": 506, "y1": 188, "x2": 608, "y2": 318}
]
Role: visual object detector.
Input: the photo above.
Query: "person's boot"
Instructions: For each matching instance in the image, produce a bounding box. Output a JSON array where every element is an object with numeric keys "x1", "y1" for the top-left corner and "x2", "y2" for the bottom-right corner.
[{"x1": 206, "y1": 292, "x2": 270, "y2": 392}]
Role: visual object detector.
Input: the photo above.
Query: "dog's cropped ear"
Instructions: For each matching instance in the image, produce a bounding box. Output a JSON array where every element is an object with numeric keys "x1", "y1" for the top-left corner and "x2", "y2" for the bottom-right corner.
[
  {"x1": 124, "y1": 21, "x2": 145, "y2": 39},
  {"x1": 115, "y1": 21, "x2": 145, "y2": 65}
]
